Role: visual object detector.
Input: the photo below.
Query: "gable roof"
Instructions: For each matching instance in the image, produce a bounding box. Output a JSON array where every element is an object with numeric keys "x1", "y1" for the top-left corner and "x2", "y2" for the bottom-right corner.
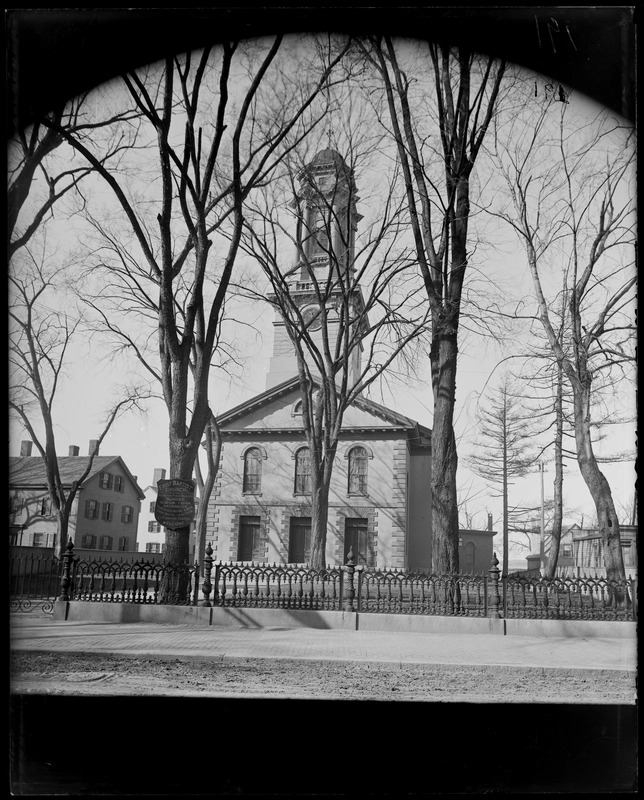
[
  {"x1": 9, "y1": 455, "x2": 145, "y2": 499},
  {"x1": 215, "y1": 377, "x2": 431, "y2": 444}
]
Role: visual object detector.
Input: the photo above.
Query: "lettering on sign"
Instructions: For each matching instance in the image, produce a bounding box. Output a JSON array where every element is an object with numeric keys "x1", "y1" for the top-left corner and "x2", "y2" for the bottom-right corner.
[{"x1": 154, "y1": 479, "x2": 196, "y2": 531}]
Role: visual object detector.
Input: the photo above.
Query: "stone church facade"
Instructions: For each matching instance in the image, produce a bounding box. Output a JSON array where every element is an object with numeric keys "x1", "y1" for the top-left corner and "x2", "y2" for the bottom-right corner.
[{"x1": 206, "y1": 148, "x2": 433, "y2": 569}]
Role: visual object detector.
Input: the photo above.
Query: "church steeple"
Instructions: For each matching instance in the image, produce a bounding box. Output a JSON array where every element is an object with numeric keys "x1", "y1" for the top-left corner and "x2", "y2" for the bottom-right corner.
[{"x1": 266, "y1": 148, "x2": 366, "y2": 390}]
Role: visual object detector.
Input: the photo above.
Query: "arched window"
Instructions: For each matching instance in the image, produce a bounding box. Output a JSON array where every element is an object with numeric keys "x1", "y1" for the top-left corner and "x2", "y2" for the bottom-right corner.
[
  {"x1": 348, "y1": 446, "x2": 368, "y2": 495},
  {"x1": 294, "y1": 447, "x2": 311, "y2": 494},
  {"x1": 243, "y1": 447, "x2": 263, "y2": 493},
  {"x1": 465, "y1": 542, "x2": 476, "y2": 570}
]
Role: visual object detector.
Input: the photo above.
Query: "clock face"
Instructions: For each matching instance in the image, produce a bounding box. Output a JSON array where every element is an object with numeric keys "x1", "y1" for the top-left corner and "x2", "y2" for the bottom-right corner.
[{"x1": 302, "y1": 305, "x2": 322, "y2": 331}]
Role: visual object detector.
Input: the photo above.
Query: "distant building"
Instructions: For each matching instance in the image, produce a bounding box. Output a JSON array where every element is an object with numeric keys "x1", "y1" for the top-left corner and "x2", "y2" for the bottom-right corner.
[
  {"x1": 9, "y1": 439, "x2": 144, "y2": 553},
  {"x1": 526, "y1": 523, "x2": 637, "y2": 578},
  {"x1": 458, "y1": 513, "x2": 496, "y2": 574},
  {"x1": 571, "y1": 523, "x2": 637, "y2": 578},
  {"x1": 135, "y1": 467, "x2": 197, "y2": 559}
]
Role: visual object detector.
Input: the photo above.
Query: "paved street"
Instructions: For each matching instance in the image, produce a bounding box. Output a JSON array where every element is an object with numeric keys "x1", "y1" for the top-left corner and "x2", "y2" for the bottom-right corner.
[{"x1": 10, "y1": 615, "x2": 636, "y2": 672}]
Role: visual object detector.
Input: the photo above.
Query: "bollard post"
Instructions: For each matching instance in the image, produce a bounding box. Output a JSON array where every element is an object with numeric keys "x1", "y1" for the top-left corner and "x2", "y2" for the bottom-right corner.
[
  {"x1": 488, "y1": 553, "x2": 501, "y2": 619},
  {"x1": 343, "y1": 547, "x2": 356, "y2": 612},
  {"x1": 58, "y1": 537, "x2": 75, "y2": 602},
  {"x1": 201, "y1": 543, "x2": 213, "y2": 607}
]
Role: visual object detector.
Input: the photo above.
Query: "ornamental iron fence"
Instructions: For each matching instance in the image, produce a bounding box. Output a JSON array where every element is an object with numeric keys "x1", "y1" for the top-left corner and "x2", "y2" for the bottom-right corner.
[
  {"x1": 11, "y1": 541, "x2": 637, "y2": 622},
  {"x1": 357, "y1": 568, "x2": 490, "y2": 617},
  {"x1": 10, "y1": 552, "x2": 62, "y2": 614},
  {"x1": 504, "y1": 573, "x2": 637, "y2": 621},
  {"x1": 209, "y1": 560, "x2": 344, "y2": 611}
]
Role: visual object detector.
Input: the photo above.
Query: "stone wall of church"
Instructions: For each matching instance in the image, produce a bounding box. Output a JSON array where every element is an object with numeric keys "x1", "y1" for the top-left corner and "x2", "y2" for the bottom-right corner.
[{"x1": 208, "y1": 432, "x2": 410, "y2": 568}]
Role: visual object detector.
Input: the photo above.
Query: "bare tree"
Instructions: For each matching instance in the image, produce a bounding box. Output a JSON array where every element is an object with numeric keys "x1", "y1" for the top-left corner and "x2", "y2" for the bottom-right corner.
[
  {"x1": 491, "y1": 81, "x2": 636, "y2": 583},
  {"x1": 9, "y1": 255, "x2": 149, "y2": 559},
  {"x1": 467, "y1": 379, "x2": 536, "y2": 577},
  {"x1": 40, "y1": 37, "x2": 352, "y2": 578},
  {"x1": 360, "y1": 38, "x2": 506, "y2": 573},
  {"x1": 242, "y1": 142, "x2": 430, "y2": 568},
  {"x1": 8, "y1": 96, "x2": 141, "y2": 259}
]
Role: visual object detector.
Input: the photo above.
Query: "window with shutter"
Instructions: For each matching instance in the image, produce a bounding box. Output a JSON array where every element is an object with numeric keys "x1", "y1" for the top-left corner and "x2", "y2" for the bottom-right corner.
[
  {"x1": 85, "y1": 499, "x2": 99, "y2": 519},
  {"x1": 99, "y1": 472, "x2": 113, "y2": 490}
]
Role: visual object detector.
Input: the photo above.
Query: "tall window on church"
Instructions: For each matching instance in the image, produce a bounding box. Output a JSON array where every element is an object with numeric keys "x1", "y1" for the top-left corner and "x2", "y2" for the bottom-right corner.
[
  {"x1": 344, "y1": 517, "x2": 374, "y2": 567},
  {"x1": 243, "y1": 448, "x2": 263, "y2": 493},
  {"x1": 294, "y1": 447, "x2": 311, "y2": 494},
  {"x1": 238, "y1": 516, "x2": 261, "y2": 562},
  {"x1": 348, "y1": 446, "x2": 368, "y2": 495}
]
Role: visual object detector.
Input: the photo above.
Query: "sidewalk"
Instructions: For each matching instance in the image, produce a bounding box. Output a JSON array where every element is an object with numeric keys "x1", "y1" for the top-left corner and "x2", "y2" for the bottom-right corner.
[{"x1": 10, "y1": 615, "x2": 636, "y2": 672}]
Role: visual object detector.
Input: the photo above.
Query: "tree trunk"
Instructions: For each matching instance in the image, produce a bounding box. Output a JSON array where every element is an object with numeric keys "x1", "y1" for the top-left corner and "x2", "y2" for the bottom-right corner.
[
  {"x1": 544, "y1": 370, "x2": 564, "y2": 579},
  {"x1": 572, "y1": 384, "x2": 626, "y2": 584},
  {"x1": 430, "y1": 332, "x2": 460, "y2": 574},
  {"x1": 55, "y1": 514, "x2": 70, "y2": 561},
  {"x1": 160, "y1": 426, "x2": 198, "y2": 602},
  {"x1": 194, "y1": 421, "x2": 221, "y2": 576},
  {"x1": 308, "y1": 477, "x2": 331, "y2": 570}
]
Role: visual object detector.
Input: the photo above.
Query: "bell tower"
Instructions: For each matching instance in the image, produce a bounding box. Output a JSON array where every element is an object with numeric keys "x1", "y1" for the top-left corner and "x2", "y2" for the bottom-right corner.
[{"x1": 266, "y1": 148, "x2": 367, "y2": 389}]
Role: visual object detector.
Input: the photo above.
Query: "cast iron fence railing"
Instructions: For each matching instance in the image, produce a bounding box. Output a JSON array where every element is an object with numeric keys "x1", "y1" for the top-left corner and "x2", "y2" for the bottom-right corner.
[
  {"x1": 503, "y1": 573, "x2": 637, "y2": 621},
  {"x1": 210, "y1": 561, "x2": 344, "y2": 610},
  {"x1": 357, "y1": 568, "x2": 490, "y2": 616},
  {"x1": 11, "y1": 541, "x2": 638, "y2": 622},
  {"x1": 10, "y1": 553, "x2": 62, "y2": 614},
  {"x1": 67, "y1": 557, "x2": 200, "y2": 606}
]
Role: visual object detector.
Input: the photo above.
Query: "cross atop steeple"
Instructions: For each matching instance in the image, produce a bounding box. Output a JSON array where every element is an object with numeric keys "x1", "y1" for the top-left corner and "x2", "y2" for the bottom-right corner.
[{"x1": 326, "y1": 126, "x2": 333, "y2": 147}]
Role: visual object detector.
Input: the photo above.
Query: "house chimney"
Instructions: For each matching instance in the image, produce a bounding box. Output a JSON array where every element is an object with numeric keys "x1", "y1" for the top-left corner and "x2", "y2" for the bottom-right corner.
[
  {"x1": 88, "y1": 439, "x2": 100, "y2": 456},
  {"x1": 20, "y1": 440, "x2": 33, "y2": 457},
  {"x1": 487, "y1": 513, "x2": 493, "y2": 531},
  {"x1": 69, "y1": 445, "x2": 80, "y2": 456},
  {"x1": 153, "y1": 468, "x2": 166, "y2": 486}
]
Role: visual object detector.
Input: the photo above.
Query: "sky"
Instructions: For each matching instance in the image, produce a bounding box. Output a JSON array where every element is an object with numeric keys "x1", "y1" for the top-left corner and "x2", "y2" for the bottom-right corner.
[{"x1": 8, "y1": 33, "x2": 637, "y2": 565}]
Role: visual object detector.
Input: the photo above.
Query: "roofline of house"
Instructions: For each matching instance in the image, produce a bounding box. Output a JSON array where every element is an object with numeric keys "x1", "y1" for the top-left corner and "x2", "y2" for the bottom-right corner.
[{"x1": 9, "y1": 455, "x2": 146, "y2": 500}]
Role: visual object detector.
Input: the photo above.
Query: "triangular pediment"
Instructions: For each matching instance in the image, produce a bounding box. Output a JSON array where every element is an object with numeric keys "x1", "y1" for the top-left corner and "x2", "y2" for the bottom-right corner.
[{"x1": 216, "y1": 377, "x2": 431, "y2": 440}]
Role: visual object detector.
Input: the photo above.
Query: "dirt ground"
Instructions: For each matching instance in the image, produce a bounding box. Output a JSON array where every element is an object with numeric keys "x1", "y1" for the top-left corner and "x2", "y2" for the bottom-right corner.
[{"x1": 10, "y1": 649, "x2": 636, "y2": 704}]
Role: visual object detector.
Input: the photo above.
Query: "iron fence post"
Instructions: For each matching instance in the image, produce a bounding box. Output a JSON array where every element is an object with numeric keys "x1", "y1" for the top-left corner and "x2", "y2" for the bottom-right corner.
[
  {"x1": 355, "y1": 565, "x2": 363, "y2": 613},
  {"x1": 58, "y1": 538, "x2": 75, "y2": 602},
  {"x1": 192, "y1": 560, "x2": 199, "y2": 606},
  {"x1": 343, "y1": 548, "x2": 356, "y2": 612},
  {"x1": 212, "y1": 560, "x2": 222, "y2": 606},
  {"x1": 201, "y1": 543, "x2": 213, "y2": 607},
  {"x1": 488, "y1": 553, "x2": 501, "y2": 619}
]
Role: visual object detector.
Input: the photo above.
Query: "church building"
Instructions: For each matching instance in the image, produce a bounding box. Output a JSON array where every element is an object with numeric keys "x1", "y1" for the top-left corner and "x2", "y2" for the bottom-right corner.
[{"x1": 206, "y1": 148, "x2": 433, "y2": 569}]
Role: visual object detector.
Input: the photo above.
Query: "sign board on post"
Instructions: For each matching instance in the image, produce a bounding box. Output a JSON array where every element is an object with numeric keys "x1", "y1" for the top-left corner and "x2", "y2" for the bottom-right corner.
[{"x1": 154, "y1": 478, "x2": 196, "y2": 530}]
